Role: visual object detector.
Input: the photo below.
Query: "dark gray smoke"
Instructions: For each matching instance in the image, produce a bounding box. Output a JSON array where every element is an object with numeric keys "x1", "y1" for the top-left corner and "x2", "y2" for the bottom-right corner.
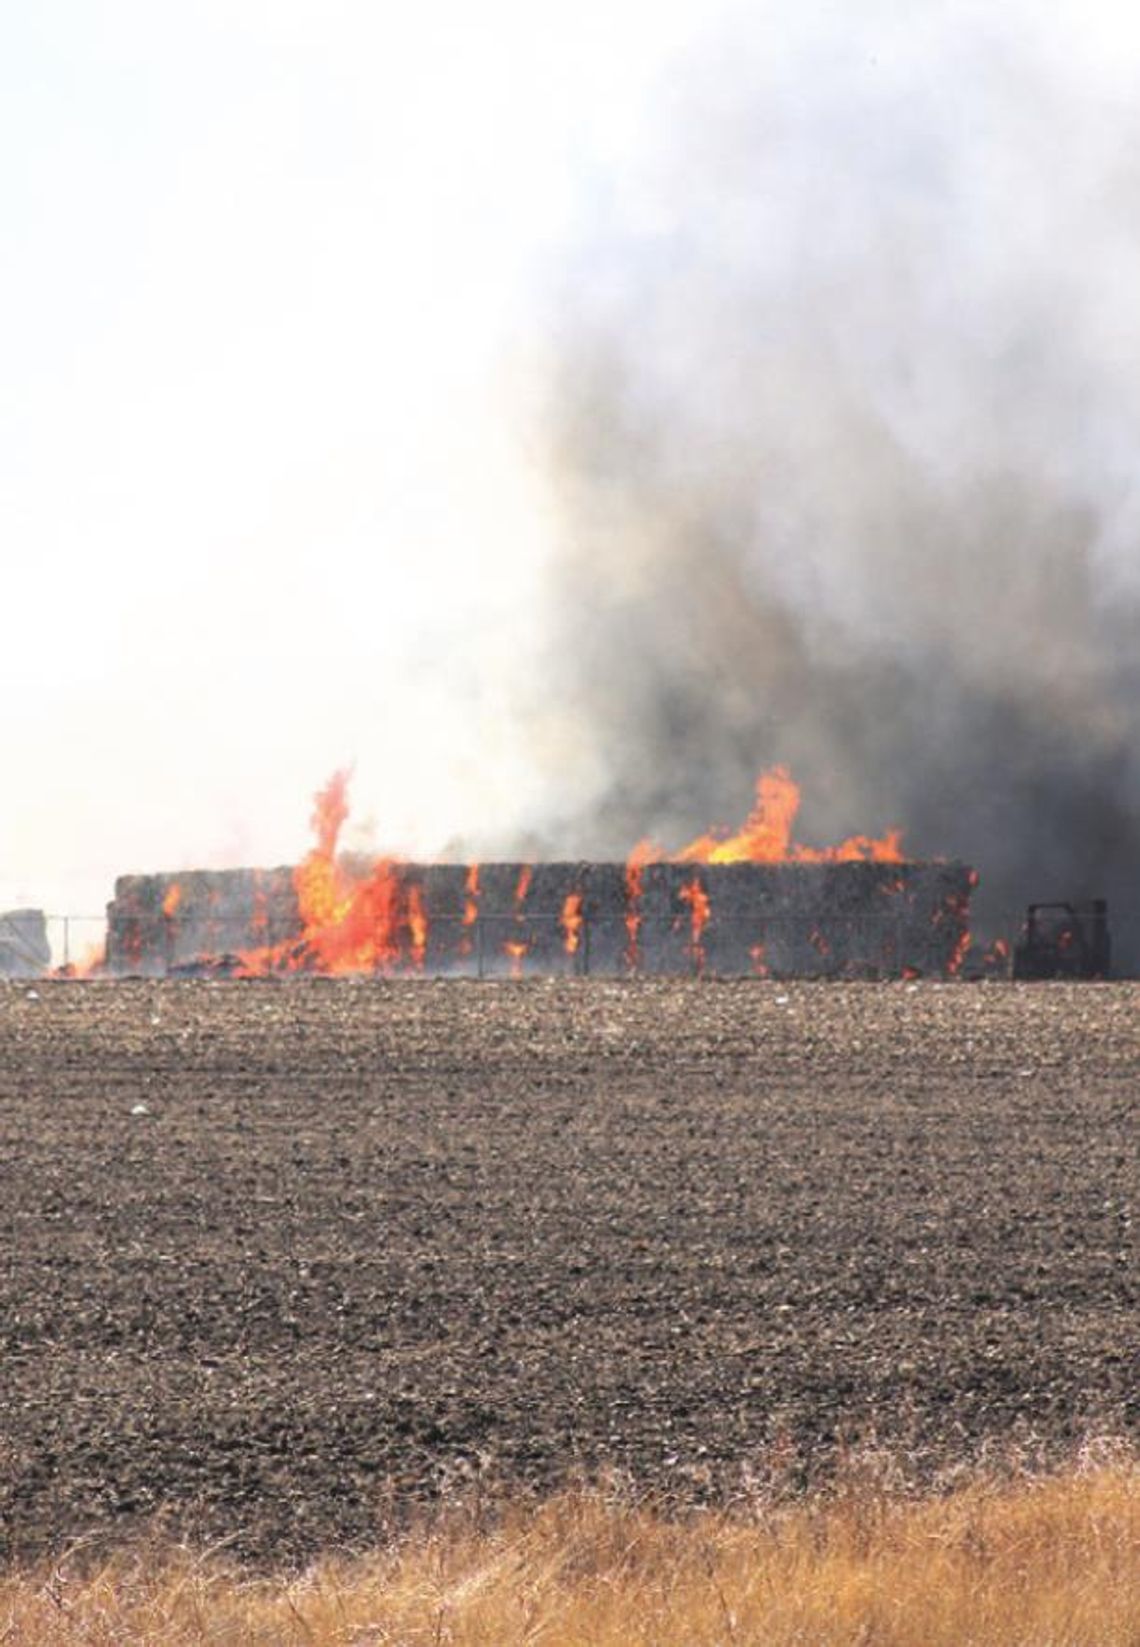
[{"x1": 538, "y1": 4, "x2": 1140, "y2": 964}]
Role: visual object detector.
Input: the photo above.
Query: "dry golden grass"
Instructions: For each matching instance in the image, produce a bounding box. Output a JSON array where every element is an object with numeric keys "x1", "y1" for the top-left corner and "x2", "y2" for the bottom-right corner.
[{"x1": 3, "y1": 1460, "x2": 1138, "y2": 1645}]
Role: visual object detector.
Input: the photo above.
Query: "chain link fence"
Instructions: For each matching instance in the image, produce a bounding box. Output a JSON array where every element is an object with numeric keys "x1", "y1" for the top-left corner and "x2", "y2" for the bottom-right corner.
[{"x1": 33, "y1": 908, "x2": 1014, "y2": 980}]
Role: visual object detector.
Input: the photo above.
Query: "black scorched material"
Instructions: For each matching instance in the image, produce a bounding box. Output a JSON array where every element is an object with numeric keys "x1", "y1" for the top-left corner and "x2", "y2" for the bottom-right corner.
[{"x1": 104, "y1": 861, "x2": 975, "y2": 978}]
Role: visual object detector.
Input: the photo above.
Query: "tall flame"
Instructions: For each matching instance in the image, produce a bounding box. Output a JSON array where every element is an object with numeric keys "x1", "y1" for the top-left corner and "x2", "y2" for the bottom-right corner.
[{"x1": 238, "y1": 771, "x2": 425, "y2": 976}]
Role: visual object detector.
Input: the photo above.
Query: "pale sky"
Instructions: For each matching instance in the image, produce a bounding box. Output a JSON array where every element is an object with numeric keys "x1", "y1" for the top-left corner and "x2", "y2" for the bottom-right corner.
[
  {"x1": 4, "y1": 0, "x2": 1140, "y2": 950},
  {"x1": 1, "y1": 0, "x2": 702, "y2": 933}
]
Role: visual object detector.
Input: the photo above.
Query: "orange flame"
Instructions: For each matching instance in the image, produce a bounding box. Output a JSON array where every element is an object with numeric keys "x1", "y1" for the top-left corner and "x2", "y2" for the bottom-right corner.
[
  {"x1": 561, "y1": 892, "x2": 584, "y2": 956},
  {"x1": 454, "y1": 863, "x2": 480, "y2": 960},
  {"x1": 624, "y1": 839, "x2": 659, "y2": 970},
  {"x1": 55, "y1": 938, "x2": 106, "y2": 979},
  {"x1": 944, "y1": 893, "x2": 972, "y2": 976},
  {"x1": 237, "y1": 771, "x2": 428, "y2": 976},
  {"x1": 624, "y1": 866, "x2": 643, "y2": 970},
  {"x1": 220, "y1": 762, "x2": 918, "y2": 979},
  {"x1": 679, "y1": 874, "x2": 710, "y2": 974},
  {"x1": 162, "y1": 883, "x2": 182, "y2": 918},
  {"x1": 463, "y1": 864, "x2": 480, "y2": 925},
  {"x1": 408, "y1": 883, "x2": 428, "y2": 971},
  {"x1": 678, "y1": 766, "x2": 903, "y2": 864},
  {"x1": 503, "y1": 865, "x2": 532, "y2": 975}
]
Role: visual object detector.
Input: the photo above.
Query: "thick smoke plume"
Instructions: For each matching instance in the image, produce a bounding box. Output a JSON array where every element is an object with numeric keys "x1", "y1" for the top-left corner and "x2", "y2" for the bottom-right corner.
[{"x1": 539, "y1": 3, "x2": 1140, "y2": 963}]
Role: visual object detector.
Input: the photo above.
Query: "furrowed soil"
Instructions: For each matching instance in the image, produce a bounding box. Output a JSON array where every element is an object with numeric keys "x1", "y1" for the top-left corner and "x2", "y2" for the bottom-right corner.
[{"x1": 0, "y1": 979, "x2": 1135, "y2": 1566}]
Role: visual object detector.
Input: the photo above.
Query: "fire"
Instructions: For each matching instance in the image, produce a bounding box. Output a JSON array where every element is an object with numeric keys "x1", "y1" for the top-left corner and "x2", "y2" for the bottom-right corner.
[
  {"x1": 503, "y1": 865, "x2": 532, "y2": 976},
  {"x1": 463, "y1": 865, "x2": 480, "y2": 925},
  {"x1": 944, "y1": 894, "x2": 972, "y2": 977},
  {"x1": 624, "y1": 871, "x2": 642, "y2": 969},
  {"x1": 677, "y1": 766, "x2": 903, "y2": 865},
  {"x1": 292, "y1": 769, "x2": 352, "y2": 938},
  {"x1": 624, "y1": 840, "x2": 658, "y2": 970},
  {"x1": 408, "y1": 884, "x2": 428, "y2": 971},
  {"x1": 561, "y1": 892, "x2": 584, "y2": 956},
  {"x1": 928, "y1": 887, "x2": 973, "y2": 977},
  {"x1": 455, "y1": 864, "x2": 480, "y2": 961},
  {"x1": 54, "y1": 938, "x2": 107, "y2": 979},
  {"x1": 181, "y1": 762, "x2": 928, "y2": 980},
  {"x1": 679, "y1": 874, "x2": 710, "y2": 974},
  {"x1": 236, "y1": 771, "x2": 428, "y2": 977},
  {"x1": 310, "y1": 856, "x2": 402, "y2": 975}
]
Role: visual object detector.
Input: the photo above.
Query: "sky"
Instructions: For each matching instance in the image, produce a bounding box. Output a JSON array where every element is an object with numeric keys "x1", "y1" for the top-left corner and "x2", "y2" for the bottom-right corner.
[
  {"x1": 0, "y1": 0, "x2": 702, "y2": 931},
  {"x1": 4, "y1": 0, "x2": 1140, "y2": 955}
]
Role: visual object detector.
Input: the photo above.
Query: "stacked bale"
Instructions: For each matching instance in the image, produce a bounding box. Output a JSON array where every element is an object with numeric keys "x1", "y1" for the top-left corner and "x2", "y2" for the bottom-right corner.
[
  {"x1": 0, "y1": 909, "x2": 50, "y2": 977},
  {"x1": 105, "y1": 868, "x2": 299, "y2": 977},
  {"x1": 105, "y1": 860, "x2": 974, "y2": 979}
]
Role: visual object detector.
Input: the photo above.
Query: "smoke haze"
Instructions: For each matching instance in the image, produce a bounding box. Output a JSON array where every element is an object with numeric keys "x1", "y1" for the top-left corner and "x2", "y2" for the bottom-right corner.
[{"x1": 535, "y1": 1, "x2": 1140, "y2": 961}]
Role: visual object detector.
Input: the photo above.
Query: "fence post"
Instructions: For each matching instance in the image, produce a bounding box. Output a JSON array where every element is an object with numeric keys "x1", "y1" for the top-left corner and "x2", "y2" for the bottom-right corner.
[{"x1": 477, "y1": 917, "x2": 485, "y2": 981}]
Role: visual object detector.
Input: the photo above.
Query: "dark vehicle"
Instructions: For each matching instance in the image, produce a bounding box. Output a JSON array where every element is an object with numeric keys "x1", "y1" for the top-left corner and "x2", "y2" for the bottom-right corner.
[{"x1": 1012, "y1": 900, "x2": 1110, "y2": 980}]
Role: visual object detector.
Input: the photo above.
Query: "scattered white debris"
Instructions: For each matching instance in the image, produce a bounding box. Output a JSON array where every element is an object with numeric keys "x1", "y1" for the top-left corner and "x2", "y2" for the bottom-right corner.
[
  {"x1": 130, "y1": 1102, "x2": 150, "y2": 1116},
  {"x1": 906, "y1": 983, "x2": 920, "y2": 993},
  {"x1": 775, "y1": 994, "x2": 790, "y2": 1005},
  {"x1": 150, "y1": 1015, "x2": 161, "y2": 1026},
  {"x1": 25, "y1": 990, "x2": 39, "y2": 1001}
]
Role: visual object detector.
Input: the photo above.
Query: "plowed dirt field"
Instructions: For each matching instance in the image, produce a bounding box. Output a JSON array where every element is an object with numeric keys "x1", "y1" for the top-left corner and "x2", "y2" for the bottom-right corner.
[{"x1": 1, "y1": 979, "x2": 1136, "y2": 1564}]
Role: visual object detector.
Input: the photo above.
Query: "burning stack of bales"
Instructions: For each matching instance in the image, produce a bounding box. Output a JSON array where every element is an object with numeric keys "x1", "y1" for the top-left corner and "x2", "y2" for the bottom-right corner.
[
  {"x1": 104, "y1": 768, "x2": 975, "y2": 979},
  {"x1": 105, "y1": 857, "x2": 973, "y2": 978}
]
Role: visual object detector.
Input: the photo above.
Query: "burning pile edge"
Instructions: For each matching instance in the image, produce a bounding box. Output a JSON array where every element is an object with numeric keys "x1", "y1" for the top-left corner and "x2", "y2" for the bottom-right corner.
[{"x1": 104, "y1": 859, "x2": 975, "y2": 980}]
